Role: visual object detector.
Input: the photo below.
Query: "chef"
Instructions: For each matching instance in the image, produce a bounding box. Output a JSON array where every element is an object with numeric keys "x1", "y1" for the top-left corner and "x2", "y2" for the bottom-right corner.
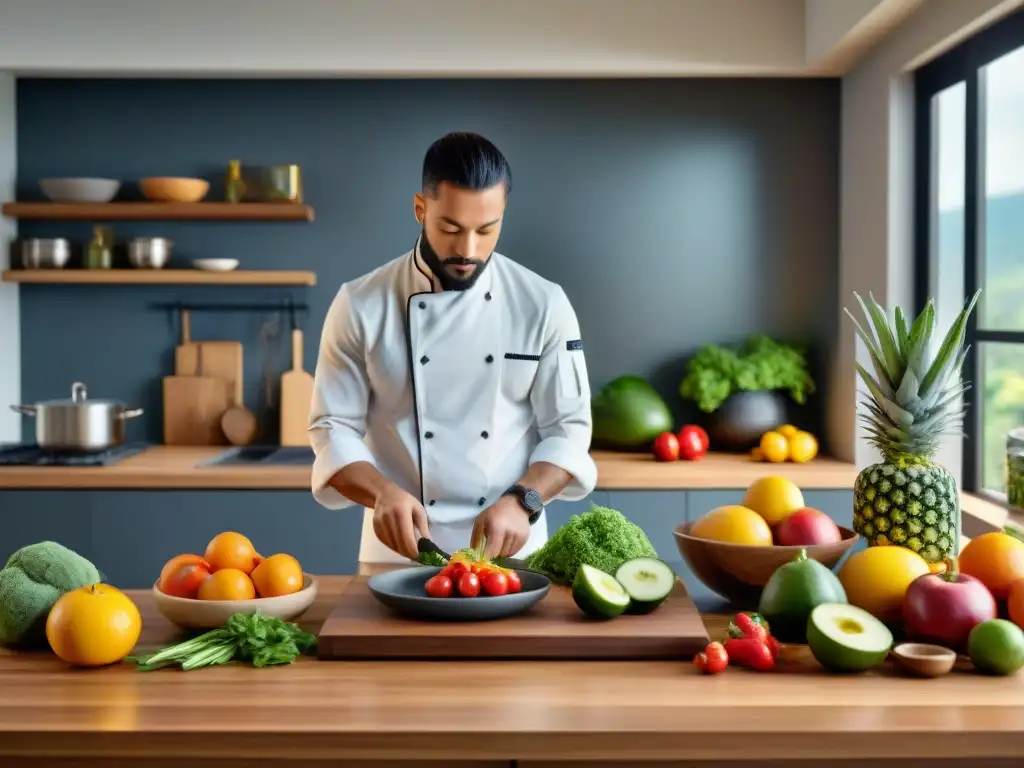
[{"x1": 308, "y1": 131, "x2": 597, "y2": 564}]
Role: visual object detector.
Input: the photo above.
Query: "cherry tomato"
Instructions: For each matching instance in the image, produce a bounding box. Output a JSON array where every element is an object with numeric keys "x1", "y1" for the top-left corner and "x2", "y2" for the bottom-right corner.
[
  {"x1": 505, "y1": 570, "x2": 522, "y2": 594},
  {"x1": 470, "y1": 563, "x2": 492, "y2": 577},
  {"x1": 457, "y1": 571, "x2": 481, "y2": 597},
  {"x1": 482, "y1": 570, "x2": 510, "y2": 596},
  {"x1": 443, "y1": 562, "x2": 467, "y2": 582},
  {"x1": 424, "y1": 574, "x2": 453, "y2": 598}
]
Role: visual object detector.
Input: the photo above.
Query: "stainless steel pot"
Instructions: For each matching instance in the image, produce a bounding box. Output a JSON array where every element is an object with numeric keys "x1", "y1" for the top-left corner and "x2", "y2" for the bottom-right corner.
[
  {"x1": 11, "y1": 382, "x2": 144, "y2": 451},
  {"x1": 127, "y1": 237, "x2": 172, "y2": 268},
  {"x1": 21, "y1": 238, "x2": 70, "y2": 269}
]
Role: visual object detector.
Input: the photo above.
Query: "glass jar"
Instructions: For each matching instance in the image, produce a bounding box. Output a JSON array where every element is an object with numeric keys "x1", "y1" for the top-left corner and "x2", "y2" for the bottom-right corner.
[
  {"x1": 84, "y1": 226, "x2": 113, "y2": 269},
  {"x1": 1007, "y1": 428, "x2": 1024, "y2": 509}
]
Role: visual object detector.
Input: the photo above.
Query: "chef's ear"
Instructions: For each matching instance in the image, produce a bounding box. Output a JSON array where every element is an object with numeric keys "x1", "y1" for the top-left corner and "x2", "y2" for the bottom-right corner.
[{"x1": 413, "y1": 193, "x2": 427, "y2": 225}]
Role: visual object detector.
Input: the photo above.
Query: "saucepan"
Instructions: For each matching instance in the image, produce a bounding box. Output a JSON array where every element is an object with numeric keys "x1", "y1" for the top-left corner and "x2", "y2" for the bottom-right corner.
[{"x1": 11, "y1": 382, "x2": 144, "y2": 451}]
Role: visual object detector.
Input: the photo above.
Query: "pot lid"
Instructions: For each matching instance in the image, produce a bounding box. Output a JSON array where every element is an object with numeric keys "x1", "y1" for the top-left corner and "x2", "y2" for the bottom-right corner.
[{"x1": 35, "y1": 382, "x2": 126, "y2": 406}]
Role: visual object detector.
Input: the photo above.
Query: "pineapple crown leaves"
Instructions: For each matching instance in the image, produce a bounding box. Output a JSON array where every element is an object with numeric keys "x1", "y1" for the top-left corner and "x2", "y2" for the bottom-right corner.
[{"x1": 843, "y1": 289, "x2": 981, "y2": 457}]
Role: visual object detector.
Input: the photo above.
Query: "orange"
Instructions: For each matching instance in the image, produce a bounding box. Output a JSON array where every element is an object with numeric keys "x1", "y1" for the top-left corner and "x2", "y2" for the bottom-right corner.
[
  {"x1": 204, "y1": 531, "x2": 259, "y2": 574},
  {"x1": 750, "y1": 447, "x2": 764, "y2": 461},
  {"x1": 838, "y1": 546, "x2": 930, "y2": 623},
  {"x1": 691, "y1": 505, "x2": 773, "y2": 546},
  {"x1": 197, "y1": 568, "x2": 256, "y2": 601},
  {"x1": 1008, "y1": 579, "x2": 1024, "y2": 629},
  {"x1": 787, "y1": 431, "x2": 819, "y2": 463},
  {"x1": 46, "y1": 584, "x2": 142, "y2": 667},
  {"x1": 251, "y1": 553, "x2": 304, "y2": 598},
  {"x1": 759, "y1": 431, "x2": 789, "y2": 463},
  {"x1": 958, "y1": 532, "x2": 1024, "y2": 599},
  {"x1": 742, "y1": 476, "x2": 805, "y2": 525},
  {"x1": 777, "y1": 424, "x2": 799, "y2": 440}
]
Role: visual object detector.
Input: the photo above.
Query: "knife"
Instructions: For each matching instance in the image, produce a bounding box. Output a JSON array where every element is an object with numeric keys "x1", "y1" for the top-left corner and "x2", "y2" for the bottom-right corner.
[{"x1": 415, "y1": 537, "x2": 536, "y2": 573}]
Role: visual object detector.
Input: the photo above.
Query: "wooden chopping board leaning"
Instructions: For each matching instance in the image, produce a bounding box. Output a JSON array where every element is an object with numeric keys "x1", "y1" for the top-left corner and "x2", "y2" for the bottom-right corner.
[
  {"x1": 280, "y1": 326, "x2": 314, "y2": 446},
  {"x1": 163, "y1": 342, "x2": 233, "y2": 445}
]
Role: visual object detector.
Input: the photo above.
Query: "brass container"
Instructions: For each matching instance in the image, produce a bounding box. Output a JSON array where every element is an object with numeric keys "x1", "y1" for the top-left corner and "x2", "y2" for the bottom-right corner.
[{"x1": 241, "y1": 164, "x2": 303, "y2": 203}]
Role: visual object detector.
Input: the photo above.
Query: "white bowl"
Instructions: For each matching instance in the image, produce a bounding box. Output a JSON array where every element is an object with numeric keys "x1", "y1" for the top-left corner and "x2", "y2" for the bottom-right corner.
[
  {"x1": 193, "y1": 258, "x2": 240, "y2": 272},
  {"x1": 39, "y1": 177, "x2": 121, "y2": 203},
  {"x1": 152, "y1": 573, "x2": 318, "y2": 629}
]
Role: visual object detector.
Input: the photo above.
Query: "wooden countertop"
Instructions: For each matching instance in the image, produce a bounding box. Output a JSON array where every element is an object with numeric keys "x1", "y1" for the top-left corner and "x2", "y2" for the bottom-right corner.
[{"x1": 1, "y1": 575, "x2": 1022, "y2": 764}]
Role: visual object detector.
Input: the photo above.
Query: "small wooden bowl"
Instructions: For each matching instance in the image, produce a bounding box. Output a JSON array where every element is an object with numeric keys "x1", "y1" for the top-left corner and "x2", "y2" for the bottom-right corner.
[
  {"x1": 891, "y1": 642, "x2": 957, "y2": 678},
  {"x1": 674, "y1": 520, "x2": 860, "y2": 607},
  {"x1": 152, "y1": 574, "x2": 318, "y2": 629},
  {"x1": 139, "y1": 177, "x2": 210, "y2": 203}
]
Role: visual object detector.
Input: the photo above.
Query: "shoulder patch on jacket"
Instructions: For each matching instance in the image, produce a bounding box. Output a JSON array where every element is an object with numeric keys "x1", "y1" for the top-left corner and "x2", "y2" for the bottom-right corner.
[{"x1": 566, "y1": 339, "x2": 584, "y2": 351}]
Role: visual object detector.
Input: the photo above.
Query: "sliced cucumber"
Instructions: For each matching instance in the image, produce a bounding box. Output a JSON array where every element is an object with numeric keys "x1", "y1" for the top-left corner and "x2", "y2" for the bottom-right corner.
[
  {"x1": 614, "y1": 557, "x2": 675, "y2": 614},
  {"x1": 572, "y1": 563, "x2": 631, "y2": 619}
]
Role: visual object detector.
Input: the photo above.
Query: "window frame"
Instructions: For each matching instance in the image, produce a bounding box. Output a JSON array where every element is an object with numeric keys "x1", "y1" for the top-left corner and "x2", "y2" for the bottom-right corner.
[{"x1": 914, "y1": 8, "x2": 1024, "y2": 496}]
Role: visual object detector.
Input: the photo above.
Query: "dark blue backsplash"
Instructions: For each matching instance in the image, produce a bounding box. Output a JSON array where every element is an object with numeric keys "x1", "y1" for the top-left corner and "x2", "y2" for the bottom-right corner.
[{"x1": 15, "y1": 77, "x2": 840, "y2": 445}]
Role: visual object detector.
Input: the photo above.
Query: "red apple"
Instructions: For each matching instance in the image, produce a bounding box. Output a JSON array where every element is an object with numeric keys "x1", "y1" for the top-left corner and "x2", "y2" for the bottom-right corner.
[
  {"x1": 652, "y1": 432, "x2": 680, "y2": 462},
  {"x1": 903, "y1": 559, "x2": 997, "y2": 652},
  {"x1": 678, "y1": 425, "x2": 709, "y2": 460},
  {"x1": 773, "y1": 506, "x2": 842, "y2": 546}
]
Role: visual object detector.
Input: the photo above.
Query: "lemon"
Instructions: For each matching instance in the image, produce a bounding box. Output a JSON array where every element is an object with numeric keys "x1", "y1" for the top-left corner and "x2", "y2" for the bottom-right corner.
[
  {"x1": 760, "y1": 431, "x2": 789, "y2": 463},
  {"x1": 691, "y1": 505, "x2": 773, "y2": 546},
  {"x1": 777, "y1": 424, "x2": 798, "y2": 439},
  {"x1": 788, "y1": 431, "x2": 819, "y2": 463},
  {"x1": 838, "y1": 546, "x2": 930, "y2": 623},
  {"x1": 742, "y1": 476, "x2": 804, "y2": 526}
]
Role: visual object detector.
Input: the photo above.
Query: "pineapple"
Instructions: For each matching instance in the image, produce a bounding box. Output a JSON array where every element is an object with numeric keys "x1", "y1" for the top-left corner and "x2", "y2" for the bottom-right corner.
[{"x1": 844, "y1": 289, "x2": 981, "y2": 564}]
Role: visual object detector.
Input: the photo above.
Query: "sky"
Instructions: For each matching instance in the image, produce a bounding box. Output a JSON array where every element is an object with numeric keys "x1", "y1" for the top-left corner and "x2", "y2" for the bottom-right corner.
[{"x1": 936, "y1": 43, "x2": 1024, "y2": 212}]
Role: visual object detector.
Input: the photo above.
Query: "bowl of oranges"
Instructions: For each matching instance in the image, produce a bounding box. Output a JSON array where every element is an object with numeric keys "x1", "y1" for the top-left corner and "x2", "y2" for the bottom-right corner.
[{"x1": 153, "y1": 531, "x2": 318, "y2": 629}]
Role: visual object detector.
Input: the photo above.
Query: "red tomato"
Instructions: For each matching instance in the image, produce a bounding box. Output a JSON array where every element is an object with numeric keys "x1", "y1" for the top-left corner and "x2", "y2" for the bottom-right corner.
[
  {"x1": 443, "y1": 562, "x2": 467, "y2": 582},
  {"x1": 652, "y1": 431, "x2": 680, "y2": 462},
  {"x1": 506, "y1": 571, "x2": 522, "y2": 593},
  {"x1": 482, "y1": 571, "x2": 510, "y2": 596},
  {"x1": 678, "y1": 425, "x2": 709, "y2": 460},
  {"x1": 158, "y1": 562, "x2": 211, "y2": 598},
  {"x1": 457, "y1": 572, "x2": 481, "y2": 597},
  {"x1": 424, "y1": 574, "x2": 453, "y2": 598},
  {"x1": 470, "y1": 563, "x2": 492, "y2": 577}
]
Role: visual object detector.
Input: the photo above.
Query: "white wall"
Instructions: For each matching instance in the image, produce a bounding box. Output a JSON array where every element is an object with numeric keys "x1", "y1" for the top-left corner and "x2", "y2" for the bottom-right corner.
[
  {"x1": 0, "y1": 73, "x2": 19, "y2": 441},
  {"x1": 834, "y1": 0, "x2": 1024, "y2": 475}
]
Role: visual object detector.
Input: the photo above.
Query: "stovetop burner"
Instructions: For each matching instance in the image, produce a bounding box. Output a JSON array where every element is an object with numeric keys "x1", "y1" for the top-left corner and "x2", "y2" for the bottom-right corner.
[{"x1": 0, "y1": 443, "x2": 149, "y2": 467}]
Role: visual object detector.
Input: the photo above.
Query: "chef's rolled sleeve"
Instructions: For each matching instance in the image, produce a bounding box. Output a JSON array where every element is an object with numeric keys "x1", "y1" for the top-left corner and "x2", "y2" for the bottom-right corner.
[
  {"x1": 308, "y1": 285, "x2": 376, "y2": 510},
  {"x1": 529, "y1": 287, "x2": 597, "y2": 501}
]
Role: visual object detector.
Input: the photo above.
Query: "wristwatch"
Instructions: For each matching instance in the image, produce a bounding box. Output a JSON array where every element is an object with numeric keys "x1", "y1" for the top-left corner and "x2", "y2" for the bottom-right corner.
[{"x1": 504, "y1": 484, "x2": 544, "y2": 524}]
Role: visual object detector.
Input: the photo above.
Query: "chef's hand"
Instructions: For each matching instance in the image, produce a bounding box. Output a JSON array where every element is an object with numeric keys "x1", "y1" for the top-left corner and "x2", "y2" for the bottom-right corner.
[
  {"x1": 373, "y1": 483, "x2": 431, "y2": 560},
  {"x1": 472, "y1": 496, "x2": 531, "y2": 559}
]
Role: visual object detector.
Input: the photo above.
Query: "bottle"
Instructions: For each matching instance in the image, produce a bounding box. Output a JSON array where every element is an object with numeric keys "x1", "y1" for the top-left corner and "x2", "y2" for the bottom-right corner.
[
  {"x1": 85, "y1": 226, "x2": 113, "y2": 269},
  {"x1": 225, "y1": 160, "x2": 246, "y2": 203}
]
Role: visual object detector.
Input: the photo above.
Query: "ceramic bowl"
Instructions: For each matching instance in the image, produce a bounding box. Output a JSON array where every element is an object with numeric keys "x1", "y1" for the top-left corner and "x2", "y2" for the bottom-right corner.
[
  {"x1": 39, "y1": 177, "x2": 121, "y2": 203},
  {"x1": 193, "y1": 258, "x2": 239, "y2": 272},
  {"x1": 152, "y1": 573, "x2": 318, "y2": 629},
  {"x1": 138, "y1": 177, "x2": 210, "y2": 203},
  {"x1": 891, "y1": 642, "x2": 957, "y2": 678},
  {"x1": 674, "y1": 520, "x2": 860, "y2": 606}
]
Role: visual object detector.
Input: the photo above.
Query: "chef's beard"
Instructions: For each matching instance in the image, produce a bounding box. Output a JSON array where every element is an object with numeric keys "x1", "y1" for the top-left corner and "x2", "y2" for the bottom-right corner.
[{"x1": 419, "y1": 230, "x2": 490, "y2": 292}]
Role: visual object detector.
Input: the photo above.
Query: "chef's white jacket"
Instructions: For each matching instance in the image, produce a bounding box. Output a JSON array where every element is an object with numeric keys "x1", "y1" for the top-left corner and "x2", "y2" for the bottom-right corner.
[{"x1": 309, "y1": 239, "x2": 597, "y2": 562}]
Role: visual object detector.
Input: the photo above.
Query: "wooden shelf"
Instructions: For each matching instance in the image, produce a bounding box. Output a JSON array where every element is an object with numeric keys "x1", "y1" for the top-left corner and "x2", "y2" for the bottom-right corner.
[
  {"x1": 1, "y1": 269, "x2": 317, "y2": 286},
  {"x1": 1, "y1": 202, "x2": 315, "y2": 222}
]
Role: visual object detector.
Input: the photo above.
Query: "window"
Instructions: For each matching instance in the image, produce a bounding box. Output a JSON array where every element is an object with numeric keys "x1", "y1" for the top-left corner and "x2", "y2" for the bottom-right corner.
[{"x1": 915, "y1": 9, "x2": 1024, "y2": 500}]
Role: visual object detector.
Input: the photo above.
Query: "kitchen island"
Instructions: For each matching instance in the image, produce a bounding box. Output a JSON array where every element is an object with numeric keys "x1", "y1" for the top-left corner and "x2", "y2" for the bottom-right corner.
[{"x1": 1, "y1": 574, "x2": 1022, "y2": 766}]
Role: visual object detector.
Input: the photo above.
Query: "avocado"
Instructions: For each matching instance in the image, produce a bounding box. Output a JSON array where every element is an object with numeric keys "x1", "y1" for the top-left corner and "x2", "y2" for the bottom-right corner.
[
  {"x1": 807, "y1": 603, "x2": 893, "y2": 673},
  {"x1": 591, "y1": 376, "x2": 674, "y2": 451},
  {"x1": 757, "y1": 548, "x2": 847, "y2": 643}
]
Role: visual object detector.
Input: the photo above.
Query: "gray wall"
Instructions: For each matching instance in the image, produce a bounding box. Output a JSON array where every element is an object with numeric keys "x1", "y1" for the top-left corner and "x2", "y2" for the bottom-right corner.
[{"x1": 14, "y1": 77, "x2": 839, "y2": 443}]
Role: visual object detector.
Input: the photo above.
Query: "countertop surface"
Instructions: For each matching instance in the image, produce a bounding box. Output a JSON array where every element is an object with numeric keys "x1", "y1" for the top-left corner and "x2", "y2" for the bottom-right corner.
[{"x1": 1, "y1": 574, "x2": 1022, "y2": 763}]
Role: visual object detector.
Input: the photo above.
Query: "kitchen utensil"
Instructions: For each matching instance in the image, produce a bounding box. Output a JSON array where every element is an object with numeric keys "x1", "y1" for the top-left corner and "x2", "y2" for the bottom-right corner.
[
  {"x1": 139, "y1": 177, "x2": 209, "y2": 203},
  {"x1": 127, "y1": 237, "x2": 172, "y2": 268},
  {"x1": 10, "y1": 382, "x2": 143, "y2": 452},
  {"x1": 241, "y1": 164, "x2": 303, "y2": 203},
  {"x1": 174, "y1": 316, "x2": 244, "y2": 405},
  {"x1": 192, "y1": 258, "x2": 239, "y2": 272},
  {"x1": 416, "y1": 537, "x2": 534, "y2": 573},
  {"x1": 258, "y1": 315, "x2": 282, "y2": 443},
  {"x1": 162, "y1": 343, "x2": 234, "y2": 445},
  {"x1": 673, "y1": 520, "x2": 860, "y2": 606},
  {"x1": 154, "y1": 574, "x2": 318, "y2": 630},
  {"x1": 221, "y1": 397, "x2": 257, "y2": 446},
  {"x1": 891, "y1": 643, "x2": 957, "y2": 678},
  {"x1": 39, "y1": 177, "x2": 120, "y2": 203},
  {"x1": 280, "y1": 326, "x2": 314, "y2": 446},
  {"x1": 317, "y1": 573, "x2": 709, "y2": 660},
  {"x1": 20, "y1": 238, "x2": 70, "y2": 269}
]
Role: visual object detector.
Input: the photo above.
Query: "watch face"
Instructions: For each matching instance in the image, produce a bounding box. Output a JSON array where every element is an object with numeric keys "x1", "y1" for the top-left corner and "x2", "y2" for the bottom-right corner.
[{"x1": 524, "y1": 489, "x2": 543, "y2": 512}]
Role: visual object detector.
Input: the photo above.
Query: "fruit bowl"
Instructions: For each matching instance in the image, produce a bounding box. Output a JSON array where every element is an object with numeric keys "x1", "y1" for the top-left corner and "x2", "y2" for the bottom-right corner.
[
  {"x1": 674, "y1": 521, "x2": 860, "y2": 606},
  {"x1": 153, "y1": 574, "x2": 318, "y2": 629}
]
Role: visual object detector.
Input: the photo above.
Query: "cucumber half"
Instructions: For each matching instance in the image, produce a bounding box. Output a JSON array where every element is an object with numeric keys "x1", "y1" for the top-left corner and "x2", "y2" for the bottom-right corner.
[
  {"x1": 572, "y1": 563, "x2": 632, "y2": 619},
  {"x1": 614, "y1": 557, "x2": 675, "y2": 614}
]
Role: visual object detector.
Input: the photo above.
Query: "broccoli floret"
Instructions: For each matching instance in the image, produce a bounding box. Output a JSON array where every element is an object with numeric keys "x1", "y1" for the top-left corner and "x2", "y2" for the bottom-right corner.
[{"x1": 525, "y1": 505, "x2": 657, "y2": 585}]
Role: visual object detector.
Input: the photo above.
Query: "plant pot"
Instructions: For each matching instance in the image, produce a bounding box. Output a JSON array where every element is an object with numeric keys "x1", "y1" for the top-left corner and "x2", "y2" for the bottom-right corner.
[{"x1": 706, "y1": 390, "x2": 787, "y2": 452}]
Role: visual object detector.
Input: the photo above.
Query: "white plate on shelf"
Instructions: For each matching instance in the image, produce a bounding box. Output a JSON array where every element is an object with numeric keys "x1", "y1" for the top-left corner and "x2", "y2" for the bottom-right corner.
[{"x1": 193, "y1": 258, "x2": 239, "y2": 272}]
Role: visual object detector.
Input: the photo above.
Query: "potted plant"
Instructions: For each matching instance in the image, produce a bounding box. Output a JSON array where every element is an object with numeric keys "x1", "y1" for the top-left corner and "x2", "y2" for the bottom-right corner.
[{"x1": 678, "y1": 334, "x2": 815, "y2": 451}]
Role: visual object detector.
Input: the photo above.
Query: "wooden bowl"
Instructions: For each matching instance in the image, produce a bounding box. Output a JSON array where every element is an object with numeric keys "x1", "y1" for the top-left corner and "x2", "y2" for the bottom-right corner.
[
  {"x1": 674, "y1": 521, "x2": 860, "y2": 607},
  {"x1": 139, "y1": 177, "x2": 210, "y2": 203},
  {"x1": 152, "y1": 574, "x2": 318, "y2": 629},
  {"x1": 891, "y1": 642, "x2": 957, "y2": 678}
]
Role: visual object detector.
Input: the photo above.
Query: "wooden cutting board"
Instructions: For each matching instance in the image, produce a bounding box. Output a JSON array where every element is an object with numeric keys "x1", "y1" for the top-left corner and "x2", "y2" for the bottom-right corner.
[
  {"x1": 163, "y1": 343, "x2": 234, "y2": 445},
  {"x1": 280, "y1": 328, "x2": 314, "y2": 446},
  {"x1": 316, "y1": 576, "x2": 710, "y2": 661}
]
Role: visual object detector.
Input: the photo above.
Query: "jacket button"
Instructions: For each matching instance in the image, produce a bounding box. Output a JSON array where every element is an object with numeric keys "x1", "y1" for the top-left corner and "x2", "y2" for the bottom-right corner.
[
  {"x1": 481, "y1": 430, "x2": 489, "y2": 439},
  {"x1": 418, "y1": 301, "x2": 426, "y2": 309},
  {"x1": 478, "y1": 497, "x2": 486, "y2": 506},
  {"x1": 424, "y1": 431, "x2": 433, "y2": 439},
  {"x1": 485, "y1": 354, "x2": 494, "y2": 363},
  {"x1": 420, "y1": 355, "x2": 429, "y2": 365},
  {"x1": 485, "y1": 292, "x2": 492, "y2": 301},
  {"x1": 429, "y1": 499, "x2": 435, "y2": 506}
]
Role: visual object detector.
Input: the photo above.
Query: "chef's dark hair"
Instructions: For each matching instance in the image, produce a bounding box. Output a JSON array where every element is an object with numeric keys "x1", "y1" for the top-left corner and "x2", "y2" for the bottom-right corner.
[{"x1": 422, "y1": 132, "x2": 512, "y2": 196}]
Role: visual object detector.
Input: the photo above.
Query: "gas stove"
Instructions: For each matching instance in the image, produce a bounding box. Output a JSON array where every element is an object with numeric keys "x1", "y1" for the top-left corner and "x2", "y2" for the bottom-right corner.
[{"x1": 0, "y1": 444, "x2": 148, "y2": 467}]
